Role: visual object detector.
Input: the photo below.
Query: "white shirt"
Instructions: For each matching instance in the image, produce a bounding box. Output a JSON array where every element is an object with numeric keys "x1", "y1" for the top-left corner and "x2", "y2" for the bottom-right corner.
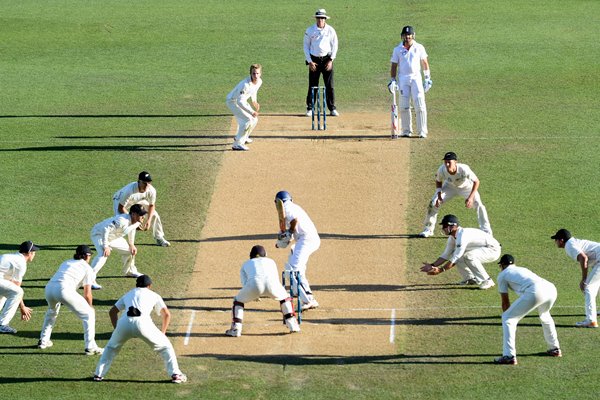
[
  {"x1": 91, "y1": 214, "x2": 139, "y2": 246},
  {"x1": 283, "y1": 201, "x2": 319, "y2": 240},
  {"x1": 0, "y1": 253, "x2": 27, "y2": 283},
  {"x1": 436, "y1": 163, "x2": 478, "y2": 189},
  {"x1": 226, "y1": 76, "x2": 263, "y2": 115},
  {"x1": 240, "y1": 257, "x2": 279, "y2": 286},
  {"x1": 113, "y1": 182, "x2": 157, "y2": 210},
  {"x1": 440, "y1": 227, "x2": 500, "y2": 264},
  {"x1": 48, "y1": 259, "x2": 95, "y2": 288},
  {"x1": 390, "y1": 41, "x2": 428, "y2": 78},
  {"x1": 115, "y1": 287, "x2": 166, "y2": 319},
  {"x1": 304, "y1": 23, "x2": 338, "y2": 62},
  {"x1": 498, "y1": 265, "x2": 553, "y2": 296},
  {"x1": 565, "y1": 237, "x2": 600, "y2": 267}
]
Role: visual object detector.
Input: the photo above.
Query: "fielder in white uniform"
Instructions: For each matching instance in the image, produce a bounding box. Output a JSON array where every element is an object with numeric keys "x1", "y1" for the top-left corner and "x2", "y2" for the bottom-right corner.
[
  {"x1": 389, "y1": 25, "x2": 431, "y2": 138},
  {"x1": 0, "y1": 241, "x2": 38, "y2": 334},
  {"x1": 552, "y1": 228, "x2": 600, "y2": 328},
  {"x1": 226, "y1": 245, "x2": 300, "y2": 337},
  {"x1": 275, "y1": 191, "x2": 320, "y2": 310},
  {"x1": 38, "y1": 245, "x2": 103, "y2": 355},
  {"x1": 226, "y1": 64, "x2": 262, "y2": 151},
  {"x1": 113, "y1": 171, "x2": 170, "y2": 247},
  {"x1": 493, "y1": 254, "x2": 561, "y2": 365},
  {"x1": 93, "y1": 275, "x2": 187, "y2": 384},
  {"x1": 90, "y1": 204, "x2": 147, "y2": 290},
  {"x1": 420, "y1": 214, "x2": 499, "y2": 290},
  {"x1": 419, "y1": 151, "x2": 492, "y2": 238}
]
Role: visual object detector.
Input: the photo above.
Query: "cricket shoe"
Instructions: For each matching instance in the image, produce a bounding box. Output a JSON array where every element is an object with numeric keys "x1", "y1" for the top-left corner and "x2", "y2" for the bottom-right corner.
[
  {"x1": 85, "y1": 347, "x2": 104, "y2": 356},
  {"x1": 92, "y1": 375, "x2": 103, "y2": 382},
  {"x1": 458, "y1": 278, "x2": 479, "y2": 285},
  {"x1": 301, "y1": 300, "x2": 319, "y2": 311},
  {"x1": 305, "y1": 109, "x2": 313, "y2": 117},
  {"x1": 575, "y1": 320, "x2": 598, "y2": 328},
  {"x1": 232, "y1": 144, "x2": 249, "y2": 151},
  {"x1": 494, "y1": 355, "x2": 517, "y2": 365},
  {"x1": 156, "y1": 237, "x2": 171, "y2": 247},
  {"x1": 418, "y1": 229, "x2": 434, "y2": 238},
  {"x1": 244, "y1": 138, "x2": 253, "y2": 144},
  {"x1": 400, "y1": 132, "x2": 411, "y2": 137},
  {"x1": 286, "y1": 318, "x2": 301, "y2": 333},
  {"x1": 91, "y1": 283, "x2": 103, "y2": 290},
  {"x1": 546, "y1": 348, "x2": 562, "y2": 357},
  {"x1": 391, "y1": 134, "x2": 399, "y2": 139},
  {"x1": 478, "y1": 279, "x2": 495, "y2": 290},
  {"x1": 0, "y1": 325, "x2": 17, "y2": 334},
  {"x1": 225, "y1": 328, "x2": 242, "y2": 337},
  {"x1": 419, "y1": 132, "x2": 428, "y2": 138},
  {"x1": 171, "y1": 374, "x2": 187, "y2": 384},
  {"x1": 38, "y1": 339, "x2": 53, "y2": 349},
  {"x1": 330, "y1": 109, "x2": 339, "y2": 117}
]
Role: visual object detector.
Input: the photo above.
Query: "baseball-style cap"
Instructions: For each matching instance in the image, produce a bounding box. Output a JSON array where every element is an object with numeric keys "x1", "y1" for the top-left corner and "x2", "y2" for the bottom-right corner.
[
  {"x1": 401, "y1": 26, "x2": 415, "y2": 35},
  {"x1": 314, "y1": 9, "x2": 330, "y2": 19},
  {"x1": 498, "y1": 254, "x2": 515, "y2": 266},
  {"x1": 75, "y1": 245, "x2": 93, "y2": 257},
  {"x1": 129, "y1": 204, "x2": 148, "y2": 216},
  {"x1": 443, "y1": 151, "x2": 458, "y2": 161},
  {"x1": 250, "y1": 245, "x2": 266, "y2": 259},
  {"x1": 136, "y1": 275, "x2": 153, "y2": 288},
  {"x1": 440, "y1": 214, "x2": 460, "y2": 226},
  {"x1": 551, "y1": 228, "x2": 572, "y2": 241},
  {"x1": 19, "y1": 241, "x2": 40, "y2": 253},
  {"x1": 138, "y1": 171, "x2": 152, "y2": 182}
]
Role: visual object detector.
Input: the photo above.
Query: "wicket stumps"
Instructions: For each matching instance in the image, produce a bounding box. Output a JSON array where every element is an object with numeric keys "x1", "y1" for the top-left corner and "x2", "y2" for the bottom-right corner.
[
  {"x1": 311, "y1": 86, "x2": 326, "y2": 130},
  {"x1": 281, "y1": 270, "x2": 302, "y2": 324}
]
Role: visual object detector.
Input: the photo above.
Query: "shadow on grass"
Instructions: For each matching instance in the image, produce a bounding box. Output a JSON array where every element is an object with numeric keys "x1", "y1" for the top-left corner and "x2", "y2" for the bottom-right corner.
[
  {"x1": 174, "y1": 232, "x2": 421, "y2": 244},
  {"x1": 0, "y1": 376, "x2": 165, "y2": 384},
  {"x1": 0, "y1": 143, "x2": 228, "y2": 153}
]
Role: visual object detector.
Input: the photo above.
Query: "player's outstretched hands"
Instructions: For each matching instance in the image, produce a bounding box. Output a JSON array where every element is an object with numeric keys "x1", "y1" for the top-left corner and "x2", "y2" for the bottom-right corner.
[
  {"x1": 21, "y1": 306, "x2": 33, "y2": 321},
  {"x1": 421, "y1": 263, "x2": 441, "y2": 275}
]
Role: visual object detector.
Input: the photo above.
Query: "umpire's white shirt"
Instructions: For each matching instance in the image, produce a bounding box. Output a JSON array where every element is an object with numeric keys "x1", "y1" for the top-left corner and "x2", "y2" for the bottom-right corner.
[
  {"x1": 304, "y1": 23, "x2": 338, "y2": 62},
  {"x1": 436, "y1": 163, "x2": 478, "y2": 190},
  {"x1": 565, "y1": 237, "x2": 600, "y2": 267},
  {"x1": 498, "y1": 265, "x2": 553, "y2": 296},
  {"x1": 0, "y1": 253, "x2": 27, "y2": 283},
  {"x1": 48, "y1": 259, "x2": 95, "y2": 289},
  {"x1": 390, "y1": 41, "x2": 428, "y2": 78},
  {"x1": 441, "y1": 227, "x2": 500, "y2": 264}
]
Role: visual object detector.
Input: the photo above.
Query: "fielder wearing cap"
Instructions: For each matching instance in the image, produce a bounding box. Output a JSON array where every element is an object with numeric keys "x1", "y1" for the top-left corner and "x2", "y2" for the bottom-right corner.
[
  {"x1": 38, "y1": 245, "x2": 103, "y2": 355},
  {"x1": 418, "y1": 151, "x2": 492, "y2": 238},
  {"x1": 0, "y1": 241, "x2": 39, "y2": 334},
  {"x1": 493, "y1": 254, "x2": 561, "y2": 365},
  {"x1": 552, "y1": 228, "x2": 600, "y2": 328},
  {"x1": 112, "y1": 171, "x2": 171, "y2": 247},
  {"x1": 420, "y1": 214, "x2": 500, "y2": 290}
]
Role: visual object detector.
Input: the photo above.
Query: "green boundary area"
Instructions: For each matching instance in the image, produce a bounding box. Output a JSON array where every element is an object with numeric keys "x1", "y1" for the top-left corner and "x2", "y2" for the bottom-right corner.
[{"x1": 0, "y1": 0, "x2": 599, "y2": 399}]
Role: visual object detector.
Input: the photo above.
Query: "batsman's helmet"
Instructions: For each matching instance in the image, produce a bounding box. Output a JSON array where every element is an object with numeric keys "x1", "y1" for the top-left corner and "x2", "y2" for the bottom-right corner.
[
  {"x1": 401, "y1": 26, "x2": 415, "y2": 36},
  {"x1": 440, "y1": 214, "x2": 460, "y2": 227},
  {"x1": 275, "y1": 190, "x2": 292, "y2": 202}
]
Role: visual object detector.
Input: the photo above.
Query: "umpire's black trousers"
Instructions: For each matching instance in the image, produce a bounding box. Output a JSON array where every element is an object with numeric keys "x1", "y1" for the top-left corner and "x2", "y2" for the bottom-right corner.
[{"x1": 306, "y1": 55, "x2": 336, "y2": 112}]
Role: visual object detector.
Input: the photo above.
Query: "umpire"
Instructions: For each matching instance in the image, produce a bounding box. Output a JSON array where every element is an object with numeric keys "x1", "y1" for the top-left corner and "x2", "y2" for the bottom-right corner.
[{"x1": 303, "y1": 8, "x2": 339, "y2": 116}]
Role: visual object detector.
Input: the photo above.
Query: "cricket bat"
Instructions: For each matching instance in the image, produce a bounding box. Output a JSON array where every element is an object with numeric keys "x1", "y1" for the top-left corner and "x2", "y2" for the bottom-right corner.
[
  {"x1": 391, "y1": 90, "x2": 399, "y2": 138},
  {"x1": 275, "y1": 198, "x2": 286, "y2": 232}
]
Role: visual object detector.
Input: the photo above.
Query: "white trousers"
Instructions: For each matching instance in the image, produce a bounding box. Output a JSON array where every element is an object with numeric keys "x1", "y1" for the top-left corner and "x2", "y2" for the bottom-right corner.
[
  {"x1": 226, "y1": 100, "x2": 257, "y2": 146},
  {"x1": 235, "y1": 277, "x2": 289, "y2": 303},
  {"x1": 285, "y1": 236, "x2": 321, "y2": 304},
  {"x1": 90, "y1": 234, "x2": 139, "y2": 277},
  {"x1": 455, "y1": 246, "x2": 500, "y2": 282},
  {"x1": 398, "y1": 75, "x2": 427, "y2": 136},
  {"x1": 0, "y1": 279, "x2": 24, "y2": 326},
  {"x1": 40, "y1": 282, "x2": 97, "y2": 349},
  {"x1": 424, "y1": 184, "x2": 492, "y2": 235},
  {"x1": 502, "y1": 283, "x2": 559, "y2": 357},
  {"x1": 94, "y1": 316, "x2": 182, "y2": 378},
  {"x1": 113, "y1": 199, "x2": 165, "y2": 240},
  {"x1": 583, "y1": 262, "x2": 600, "y2": 322}
]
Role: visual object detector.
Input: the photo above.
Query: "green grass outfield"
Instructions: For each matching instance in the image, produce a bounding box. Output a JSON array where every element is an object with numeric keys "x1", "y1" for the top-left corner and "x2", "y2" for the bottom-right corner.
[{"x1": 1, "y1": 0, "x2": 599, "y2": 398}]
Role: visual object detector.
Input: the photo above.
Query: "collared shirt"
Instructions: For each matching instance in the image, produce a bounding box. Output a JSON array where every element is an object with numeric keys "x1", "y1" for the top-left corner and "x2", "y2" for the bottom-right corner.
[
  {"x1": 115, "y1": 287, "x2": 166, "y2": 319},
  {"x1": 304, "y1": 23, "x2": 338, "y2": 62},
  {"x1": 240, "y1": 257, "x2": 279, "y2": 286},
  {"x1": 0, "y1": 253, "x2": 27, "y2": 283},
  {"x1": 226, "y1": 76, "x2": 263, "y2": 115},
  {"x1": 565, "y1": 237, "x2": 600, "y2": 267},
  {"x1": 390, "y1": 41, "x2": 428, "y2": 78},
  {"x1": 91, "y1": 214, "x2": 139, "y2": 245},
  {"x1": 441, "y1": 227, "x2": 500, "y2": 264},
  {"x1": 48, "y1": 259, "x2": 95, "y2": 288},
  {"x1": 113, "y1": 181, "x2": 157, "y2": 210},
  {"x1": 497, "y1": 265, "x2": 554, "y2": 296},
  {"x1": 435, "y1": 163, "x2": 479, "y2": 189},
  {"x1": 283, "y1": 201, "x2": 319, "y2": 240}
]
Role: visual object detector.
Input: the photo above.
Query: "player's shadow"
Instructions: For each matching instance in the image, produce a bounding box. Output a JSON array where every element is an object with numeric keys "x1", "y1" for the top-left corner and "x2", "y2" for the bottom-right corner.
[
  {"x1": 11, "y1": 330, "x2": 113, "y2": 341},
  {"x1": 182, "y1": 232, "x2": 416, "y2": 244},
  {"x1": 0, "y1": 143, "x2": 228, "y2": 153}
]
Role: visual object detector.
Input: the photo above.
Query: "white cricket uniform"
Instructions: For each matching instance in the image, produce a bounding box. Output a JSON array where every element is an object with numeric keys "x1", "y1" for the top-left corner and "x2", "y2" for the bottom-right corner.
[
  {"x1": 90, "y1": 214, "x2": 140, "y2": 277},
  {"x1": 498, "y1": 265, "x2": 560, "y2": 357},
  {"x1": 440, "y1": 227, "x2": 500, "y2": 283},
  {"x1": 39, "y1": 259, "x2": 98, "y2": 349},
  {"x1": 113, "y1": 182, "x2": 165, "y2": 240},
  {"x1": 0, "y1": 253, "x2": 27, "y2": 326},
  {"x1": 423, "y1": 163, "x2": 492, "y2": 234},
  {"x1": 235, "y1": 257, "x2": 289, "y2": 303},
  {"x1": 283, "y1": 201, "x2": 320, "y2": 305},
  {"x1": 390, "y1": 41, "x2": 428, "y2": 136},
  {"x1": 226, "y1": 76, "x2": 262, "y2": 146},
  {"x1": 564, "y1": 237, "x2": 600, "y2": 322},
  {"x1": 94, "y1": 287, "x2": 182, "y2": 378}
]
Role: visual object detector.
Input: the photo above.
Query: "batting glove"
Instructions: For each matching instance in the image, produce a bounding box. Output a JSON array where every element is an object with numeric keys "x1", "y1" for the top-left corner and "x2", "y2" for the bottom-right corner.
[
  {"x1": 387, "y1": 79, "x2": 398, "y2": 94},
  {"x1": 423, "y1": 79, "x2": 433, "y2": 93}
]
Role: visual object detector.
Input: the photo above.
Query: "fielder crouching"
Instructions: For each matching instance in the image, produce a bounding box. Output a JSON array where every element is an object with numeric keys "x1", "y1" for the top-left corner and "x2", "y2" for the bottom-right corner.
[{"x1": 226, "y1": 245, "x2": 300, "y2": 337}]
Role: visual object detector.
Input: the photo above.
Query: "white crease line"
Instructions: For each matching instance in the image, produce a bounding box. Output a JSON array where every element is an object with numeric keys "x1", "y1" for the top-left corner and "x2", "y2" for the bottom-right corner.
[
  {"x1": 183, "y1": 310, "x2": 196, "y2": 346},
  {"x1": 389, "y1": 309, "x2": 396, "y2": 344}
]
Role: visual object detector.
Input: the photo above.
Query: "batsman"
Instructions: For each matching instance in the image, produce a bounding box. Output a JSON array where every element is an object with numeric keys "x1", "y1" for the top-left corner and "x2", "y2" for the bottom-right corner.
[
  {"x1": 274, "y1": 191, "x2": 320, "y2": 310},
  {"x1": 388, "y1": 25, "x2": 431, "y2": 138}
]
